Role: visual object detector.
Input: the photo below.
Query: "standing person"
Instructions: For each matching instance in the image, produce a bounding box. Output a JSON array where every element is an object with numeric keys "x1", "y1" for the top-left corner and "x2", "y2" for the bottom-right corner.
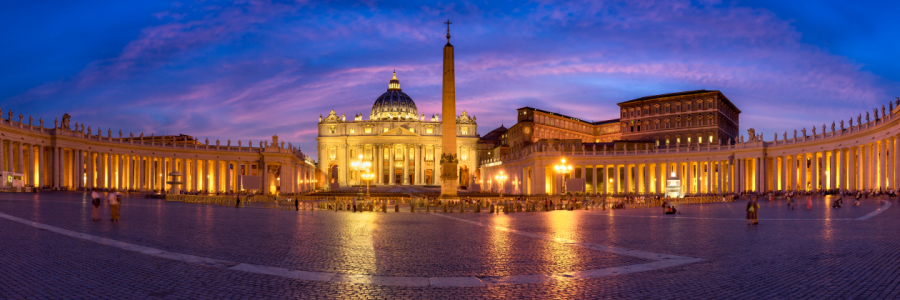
[
  {"x1": 235, "y1": 195, "x2": 241, "y2": 208},
  {"x1": 747, "y1": 198, "x2": 759, "y2": 225},
  {"x1": 294, "y1": 198, "x2": 300, "y2": 211},
  {"x1": 108, "y1": 191, "x2": 120, "y2": 222},
  {"x1": 91, "y1": 189, "x2": 102, "y2": 221},
  {"x1": 806, "y1": 194, "x2": 813, "y2": 210},
  {"x1": 352, "y1": 197, "x2": 357, "y2": 212}
]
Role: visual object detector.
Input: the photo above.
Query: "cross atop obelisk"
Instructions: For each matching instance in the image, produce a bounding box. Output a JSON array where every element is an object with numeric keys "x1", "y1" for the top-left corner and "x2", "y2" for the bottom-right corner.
[
  {"x1": 444, "y1": 19, "x2": 452, "y2": 42},
  {"x1": 440, "y1": 20, "x2": 458, "y2": 199}
]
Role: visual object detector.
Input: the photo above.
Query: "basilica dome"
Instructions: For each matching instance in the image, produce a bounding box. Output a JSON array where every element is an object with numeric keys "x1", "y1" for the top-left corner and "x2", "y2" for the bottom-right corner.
[{"x1": 370, "y1": 72, "x2": 419, "y2": 121}]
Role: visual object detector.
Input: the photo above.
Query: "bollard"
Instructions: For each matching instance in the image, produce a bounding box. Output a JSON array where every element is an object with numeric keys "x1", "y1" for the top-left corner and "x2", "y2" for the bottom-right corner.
[
  {"x1": 411, "y1": 203, "x2": 415, "y2": 213},
  {"x1": 490, "y1": 204, "x2": 495, "y2": 213},
  {"x1": 443, "y1": 204, "x2": 448, "y2": 213},
  {"x1": 426, "y1": 205, "x2": 430, "y2": 213},
  {"x1": 395, "y1": 204, "x2": 399, "y2": 212},
  {"x1": 382, "y1": 203, "x2": 387, "y2": 213}
]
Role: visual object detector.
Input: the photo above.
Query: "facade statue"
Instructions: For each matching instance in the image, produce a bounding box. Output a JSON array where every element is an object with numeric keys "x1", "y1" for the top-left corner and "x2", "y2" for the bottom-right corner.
[
  {"x1": 831, "y1": 122, "x2": 835, "y2": 132},
  {"x1": 28, "y1": 116, "x2": 32, "y2": 125},
  {"x1": 216, "y1": 139, "x2": 220, "y2": 146},
  {"x1": 119, "y1": 130, "x2": 122, "y2": 138},
  {"x1": 874, "y1": 109, "x2": 879, "y2": 119},
  {"x1": 272, "y1": 135, "x2": 279, "y2": 146},
  {"x1": 9, "y1": 110, "x2": 13, "y2": 122},
  {"x1": 747, "y1": 128, "x2": 756, "y2": 141},
  {"x1": 140, "y1": 132, "x2": 143, "y2": 138},
  {"x1": 205, "y1": 138, "x2": 209, "y2": 145},
  {"x1": 61, "y1": 113, "x2": 70, "y2": 129},
  {"x1": 891, "y1": 102, "x2": 895, "y2": 111},
  {"x1": 801, "y1": 128, "x2": 806, "y2": 137},
  {"x1": 227, "y1": 140, "x2": 231, "y2": 146},
  {"x1": 108, "y1": 128, "x2": 111, "y2": 137},
  {"x1": 18, "y1": 113, "x2": 22, "y2": 123},
  {"x1": 865, "y1": 112, "x2": 869, "y2": 123},
  {"x1": 857, "y1": 114, "x2": 861, "y2": 125},
  {"x1": 812, "y1": 127, "x2": 816, "y2": 135},
  {"x1": 882, "y1": 105, "x2": 886, "y2": 117},
  {"x1": 840, "y1": 120, "x2": 844, "y2": 129},
  {"x1": 87, "y1": 126, "x2": 91, "y2": 135},
  {"x1": 238, "y1": 140, "x2": 242, "y2": 147},
  {"x1": 849, "y1": 118, "x2": 854, "y2": 127},
  {"x1": 783, "y1": 132, "x2": 787, "y2": 140},
  {"x1": 319, "y1": 115, "x2": 322, "y2": 122},
  {"x1": 740, "y1": 135, "x2": 744, "y2": 143},
  {"x1": 39, "y1": 118, "x2": 43, "y2": 128},
  {"x1": 281, "y1": 141, "x2": 285, "y2": 148},
  {"x1": 80, "y1": 124, "x2": 84, "y2": 132},
  {"x1": 822, "y1": 124, "x2": 825, "y2": 134},
  {"x1": 774, "y1": 133, "x2": 777, "y2": 141},
  {"x1": 54, "y1": 118, "x2": 58, "y2": 128},
  {"x1": 130, "y1": 132, "x2": 133, "y2": 138}
]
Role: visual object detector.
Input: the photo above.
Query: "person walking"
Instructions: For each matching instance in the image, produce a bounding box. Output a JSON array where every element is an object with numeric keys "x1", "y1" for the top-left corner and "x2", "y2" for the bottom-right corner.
[
  {"x1": 294, "y1": 198, "x2": 300, "y2": 211},
  {"x1": 747, "y1": 198, "x2": 759, "y2": 225},
  {"x1": 352, "y1": 197, "x2": 357, "y2": 212},
  {"x1": 91, "y1": 189, "x2": 102, "y2": 221},
  {"x1": 235, "y1": 195, "x2": 241, "y2": 208},
  {"x1": 108, "y1": 191, "x2": 120, "y2": 222}
]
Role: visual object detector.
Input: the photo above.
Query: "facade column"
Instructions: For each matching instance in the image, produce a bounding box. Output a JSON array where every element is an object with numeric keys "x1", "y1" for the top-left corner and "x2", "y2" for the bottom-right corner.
[
  {"x1": 260, "y1": 160, "x2": 267, "y2": 195},
  {"x1": 881, "y1": 140, "x2": 888, "y2": 190},
  {"x1": 859, "y1": 145, "x2": 866, "y2": 190},
  {"x1": 17, "y1": 142, "x2": 24, "y2": 177},
  {"x1": 829, "y1": 150, "x2": 836, "y2": 191},
  {"x1": 894, "y1": 137, "x2": 899, "y2": 191},
  {"x1": 850, "y1": 148, "x2": 857, "y2": 191},
  {"x1": 811, "y1": 152, "x2": 819, "y2": 191},
  {"x1": 613, "y1": 165, "x2": 620, "y2": 194},
  {"x1": 194, "y1": 159, "x2": 201, "y2": 192},
  {"x1": 389, "y1": 146, "x2": 395, "y2": 185},
  {"x1": 403, "y1": 145, "x2": 409, "y2": 185},
  {"x1": 642, "y1": 164, "x2": 649, "y2": 195},
  {"x1": 802, "y1": 154, "x2": 809, "y2": 191},
  {"x1": 214, "y1": 160, "x2": 221, "y2": 193}
]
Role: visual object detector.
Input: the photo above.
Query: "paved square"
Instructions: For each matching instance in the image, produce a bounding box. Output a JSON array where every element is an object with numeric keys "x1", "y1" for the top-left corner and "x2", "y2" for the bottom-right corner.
[{"x1": 1, "y1": 192, "x2": 899, "y2": 299}]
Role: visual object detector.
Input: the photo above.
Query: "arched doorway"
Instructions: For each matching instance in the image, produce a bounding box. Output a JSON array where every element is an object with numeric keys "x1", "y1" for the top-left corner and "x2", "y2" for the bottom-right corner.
[
  {"x1": 329, "y1": 164, "x2": 339, "y2": 190},
  {"x1": 425, "y1": 169, "x2": 433, "y2": 185},
  {"x1": 459, "y1": 165, "x2": 469, "y2": 189}
]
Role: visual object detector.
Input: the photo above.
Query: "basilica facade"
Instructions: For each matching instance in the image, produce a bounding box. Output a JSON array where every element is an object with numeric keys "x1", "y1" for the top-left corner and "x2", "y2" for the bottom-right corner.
[{"x1": 316, "y1": 73, "x2": 479, "y2": 188}]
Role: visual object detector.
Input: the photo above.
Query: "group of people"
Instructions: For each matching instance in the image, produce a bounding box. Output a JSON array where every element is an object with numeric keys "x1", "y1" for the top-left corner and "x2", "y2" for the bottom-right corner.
[{"x1": 90, "y1": 189, "x2": 121, "y2": 222}]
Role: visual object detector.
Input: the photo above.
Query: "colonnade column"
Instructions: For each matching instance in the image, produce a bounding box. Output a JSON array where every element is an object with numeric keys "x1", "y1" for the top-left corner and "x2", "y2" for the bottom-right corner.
[
  {"x1": 881, "y1": 141, "x2": 888, "y2": 189},
  {"x1": 403, "y1": 145, "x2": 409, "y2": 185},
  {"x1": 613, "y1": 165, "x2": 619, "y2": 194},
  {"x1": 812, "y1": 152, "x2": 819, "y2": 191},
  {"x1": 894, "y1": 137, "x2": 899, "y2": 190}
]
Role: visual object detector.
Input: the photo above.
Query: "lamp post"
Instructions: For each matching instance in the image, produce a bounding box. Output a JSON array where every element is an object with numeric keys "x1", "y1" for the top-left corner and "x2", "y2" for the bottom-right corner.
[
  {"x1": 350, "y1": 154, "x2": 371, "y2": 197},
  {"x1": 361, "y1": 170, "x2": 374, "y2": 198},
  {"x1": 553, "y1": 158, "x2": 573, "y2": 195},
  {"x1": 494, "y1": 171, "x2": 508, "y2": 198}
]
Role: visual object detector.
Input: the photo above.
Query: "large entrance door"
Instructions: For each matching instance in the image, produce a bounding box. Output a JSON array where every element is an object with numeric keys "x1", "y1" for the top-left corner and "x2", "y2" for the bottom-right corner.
[
  {"x1": 425, "y1": 170, "x2": 433, "y2": 185},
  {"x1": 394, "y1": 170, "x2": 402, "y2": 185}
]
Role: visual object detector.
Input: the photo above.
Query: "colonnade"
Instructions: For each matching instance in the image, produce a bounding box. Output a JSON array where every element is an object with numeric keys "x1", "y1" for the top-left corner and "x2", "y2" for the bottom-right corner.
[{"x1": 0, "y1": 115, "x2": 319, "y2": 194}]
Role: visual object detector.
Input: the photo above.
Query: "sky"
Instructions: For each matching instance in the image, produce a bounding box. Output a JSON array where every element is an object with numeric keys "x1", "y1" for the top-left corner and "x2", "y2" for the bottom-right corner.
[{"x1": 2, "y1": 0, "x2": 899, "y2": 159}]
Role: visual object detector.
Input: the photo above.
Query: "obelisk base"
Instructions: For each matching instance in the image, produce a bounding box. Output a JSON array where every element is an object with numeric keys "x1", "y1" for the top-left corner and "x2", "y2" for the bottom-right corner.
[{"x1": 440, "y1": 162, "x2": 459, "y2": 200}]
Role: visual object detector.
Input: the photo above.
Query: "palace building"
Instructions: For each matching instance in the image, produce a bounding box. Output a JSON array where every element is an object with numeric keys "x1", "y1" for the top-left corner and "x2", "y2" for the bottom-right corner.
[
  {"x1": 316, "y1": 72, "x2": 479, "y2": 189},
  {"x1": 480, "y1": 92, "x2": 900, "y2": 196}
]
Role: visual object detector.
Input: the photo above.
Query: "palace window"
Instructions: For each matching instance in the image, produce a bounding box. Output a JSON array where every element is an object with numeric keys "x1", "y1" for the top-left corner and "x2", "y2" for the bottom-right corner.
[
  {"x1": 686, "y1": 119, "x2": 691, "y2": 127},
  {"x1": 350, "y1": 129, "x2": 355, "y2": 134},
  {"x1": 636, "y1": 110, "x2": 641, "y2": 117},
  {"x1": 656, "y1": 140, "x2": 660, "y2": 146},
  {"x1": 364, "y1": 127, "x2": 372, "y2": 134},
  {"x1": 329, "y1": 126, "x2": 336, "y2": 134},
  {"x1": 676, "y1": 137, "x2": 681, "y2": 144},
  {"x1": 426, "y1": 127, "x2": 433, "y2": 134},
  {"x1": 666, "y1": 139, "x2": 670, "y2": 145},
  {"x1": 384, "y1": 127, "x2": 389, "y2": 133},
  {"x1": 461, "y1": 148, "x2": 468, "y2": 161},
  {"x1": 687, "y1": 137, "x2": 692, "y2": 144},
  {"x1": 409, "y1": 128, "x2": 415, "y2": 133},
  {"x1": 699, "y1": 136, "x2": 703, "y2": 143},
  {"x1": 686, "y1": 103, "x2": 691, "y2": 110},
  {"x1": 665, "y1": 106, "x2": 670, "y2": 113},
  {"x1": 709, "y1": 134, "x2": 714, "y2": 143},
  {"x1": 462, "y1": 127, "x2": 468, "y2": 135}
]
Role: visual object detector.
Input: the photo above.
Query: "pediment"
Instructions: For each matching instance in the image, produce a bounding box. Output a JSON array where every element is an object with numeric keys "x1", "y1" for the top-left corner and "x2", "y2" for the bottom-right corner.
[{"x1": 378, "y1": 127, "x2": 421, "y2": 137}]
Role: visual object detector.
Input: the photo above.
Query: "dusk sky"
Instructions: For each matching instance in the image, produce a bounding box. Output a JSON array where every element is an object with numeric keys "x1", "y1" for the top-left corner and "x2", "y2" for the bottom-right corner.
[{"x1": 3, "y1": 0, "x2": 899, "y2": 158}]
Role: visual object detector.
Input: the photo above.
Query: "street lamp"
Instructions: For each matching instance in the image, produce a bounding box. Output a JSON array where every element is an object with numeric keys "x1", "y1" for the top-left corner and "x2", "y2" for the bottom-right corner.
[
  {"x1": 494, "y1": 171, "x2": 508, "y2": 198},
  {"x1": 553, "y1": 158, "x2": 573, "y2": 195},
  {"x1": 350, "y1": 154, "x2": 371, "y2": 196},
  {"x1": 361, "y1": 169, "x2": 375, "y2": 198}
]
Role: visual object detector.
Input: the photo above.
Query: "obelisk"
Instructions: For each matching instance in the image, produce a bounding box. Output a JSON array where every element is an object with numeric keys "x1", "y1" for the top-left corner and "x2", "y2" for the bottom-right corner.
[{"x1": 440, "y1": 20, "x2": 458, "y2": 199}]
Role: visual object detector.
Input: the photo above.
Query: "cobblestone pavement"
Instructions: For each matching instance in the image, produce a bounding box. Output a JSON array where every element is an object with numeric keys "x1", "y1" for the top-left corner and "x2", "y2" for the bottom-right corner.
[{"x1": 1, "y1": 192, "x2": 899, "y2": 299}]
